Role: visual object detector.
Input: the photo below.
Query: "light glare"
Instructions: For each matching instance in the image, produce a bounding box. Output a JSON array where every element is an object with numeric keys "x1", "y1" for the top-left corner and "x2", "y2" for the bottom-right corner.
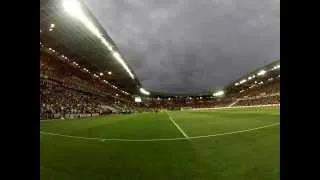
[
  {"x1": 63, "y1": 0, "x2": 134, "y2": 79},
  {"x1": 140, "y1": 88, "x2": 150, "y2": 95},
  {"x1": 135, "y1": 97, "x2": 142, "y2": 103},
  {"x1": 257, "y1": 70, "x2": 266, "y2": 76},
  {"x1": 213, "y1": 90, "x2": 224, "y2": 97}
]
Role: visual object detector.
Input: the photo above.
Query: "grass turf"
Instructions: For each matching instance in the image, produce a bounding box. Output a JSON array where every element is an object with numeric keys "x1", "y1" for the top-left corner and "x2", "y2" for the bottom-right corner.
[{"x1": 40, "y1": 107, "x2": 279, "y2": 180}]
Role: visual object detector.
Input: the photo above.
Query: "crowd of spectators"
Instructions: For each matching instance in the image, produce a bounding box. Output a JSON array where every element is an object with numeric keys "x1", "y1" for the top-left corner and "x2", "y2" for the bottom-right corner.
[
  {"x1": 235, "y1": 95, "x2": 280, "y2": 106},
  {"x1": 40, "y1": 79, "x2": 115, "y2": 119},
  {"x1": 142, "y1": 97, "x2": 235, "y2": 110},
  {"x1": 40, "y1": 51, "x2": 135, "y2": 119},
  {"x1": 141, "y1": 76, "x2": 280, "y2": 109},
  {"x1": 228, "y1": 78, "x2": 279, "y2": 99}
]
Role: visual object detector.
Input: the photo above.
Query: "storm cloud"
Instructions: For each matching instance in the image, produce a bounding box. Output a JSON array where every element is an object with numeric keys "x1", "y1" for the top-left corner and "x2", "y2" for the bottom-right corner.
[{"x1": 85, "y1": 0, "x2": 280, "y2": 94}]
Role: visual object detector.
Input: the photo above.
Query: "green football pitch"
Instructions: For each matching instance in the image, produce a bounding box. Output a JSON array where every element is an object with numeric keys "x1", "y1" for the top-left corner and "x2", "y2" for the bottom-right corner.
[{"x1": 40, "y1": 107, "x2": 279, "y2": 180}]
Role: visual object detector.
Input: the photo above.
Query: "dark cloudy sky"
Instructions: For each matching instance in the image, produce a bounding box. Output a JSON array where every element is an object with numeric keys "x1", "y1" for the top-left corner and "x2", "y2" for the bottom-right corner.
[{"x1": 84, "y1": 0, "x2": 279, "y2": 94}]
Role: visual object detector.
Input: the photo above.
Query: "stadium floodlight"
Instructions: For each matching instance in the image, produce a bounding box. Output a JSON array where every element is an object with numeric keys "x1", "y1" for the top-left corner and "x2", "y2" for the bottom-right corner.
[
  {"x1": 140, "y1": 88, "x2": 150, "y2": 95},
  {"x1": 99, "y1": 72, "x2": 104, "y2": 76},
  {"x1": 112, "y1": 51, "x2": 135, "y2": 79},
  {"x1": 135, "y1": 97, "x2": 142, "y2": 103},
  {"x1": 257, "y1": 70, "x2": 266, "y2": 76},
  {"x1": 63, "y1": 0, "x2": 134, "y2": 79},
  {"x1": 168, "y1": 98, "x2": 171, "y2": 100},
  {"x1": 213, "y1": 90, "x2": 224, "y2": 97},
  {"x1": 240, "y1": 79, "x2": 247, "y2": 84},
  {"x1": 108, "y1": 71, "x2": 112, "y2": 75},
  {"x1": 49, "y1": 28, "x2": 53, "y2": 31},
  {"x1": 102, "y1": 38, "x2": 113, "y2": 51},
  {"x1": 235, "y1": 82, "x2": 239, "y2": 86},
  {"x1": 50, "y1": 23, "x2": 55, "y2": 28},
  {"x1": 272, "y1": 65, "x2": 280, "y2": 70},
  {"x1": 116, "y1": 94, "x2": 119, "y2": 96}
]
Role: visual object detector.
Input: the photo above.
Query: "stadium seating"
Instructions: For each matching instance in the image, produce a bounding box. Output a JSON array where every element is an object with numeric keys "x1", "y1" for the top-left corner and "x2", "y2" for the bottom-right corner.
[
  {"x1": 40, "y1": 52, "x2": 136, "y2": 119},
  {"x1": 234, "y1": 95, "x2": 280, "y2": 106}
]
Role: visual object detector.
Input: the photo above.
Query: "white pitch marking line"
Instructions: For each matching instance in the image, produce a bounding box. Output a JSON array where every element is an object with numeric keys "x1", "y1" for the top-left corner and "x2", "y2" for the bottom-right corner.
[
  {"x1": 165, "y1": 111, "x2": 189, "y2": 138},
  {"x1": 40, "y1": 122, "x2": 279, "y2": 142},
  {"x1": 188, "y1": 122, "x2": 279, "y2": 139}
]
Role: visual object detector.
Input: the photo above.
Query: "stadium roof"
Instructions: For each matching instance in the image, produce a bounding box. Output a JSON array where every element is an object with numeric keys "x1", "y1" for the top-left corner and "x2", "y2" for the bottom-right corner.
[
  {"x1": 40, "y1": 0, "x2": 141, "y2": 94},
  {"x1": 225, "y1": 59, "x2": 280, "y2": 90}
]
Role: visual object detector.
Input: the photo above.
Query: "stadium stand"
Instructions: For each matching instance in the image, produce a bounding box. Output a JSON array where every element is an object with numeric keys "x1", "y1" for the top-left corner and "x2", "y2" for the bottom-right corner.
[
  {"x1": 40, "y1": 51, "x2": 136, "y2": 119},
  {"x1": 139, "y1": 61, "x2": 280, "y2": 110},
  {"x1": 235, "y1": 94, "x2": 280, "y2": 106}
]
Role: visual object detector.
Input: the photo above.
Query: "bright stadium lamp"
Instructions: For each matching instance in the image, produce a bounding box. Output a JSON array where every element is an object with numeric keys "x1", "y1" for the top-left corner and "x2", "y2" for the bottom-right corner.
[
  {"x1": 50, "y1": 23, "x2": 55, "y2": 28},
  {"x1": 272, "y1": 65, "x2": 280, "y2": 70},
  {"x1": 135, "y1": 97, "x2": 142, "y2": 103},
  {"x1": 140, "y1": 88, "x2": 150, "y2": 95},
  {"x1": 213, "y1": 90, "x2": 224, "y2": 97},
  {"x1": 257, "y1": 70, "x2": 266, "y2": 76},
  {"x1": 108, "y1": 71, "x2": 112, "y2": 75},
  {"x1": 112, "y1": 51, "x2": 135, "y2": 79},
  {"x1": 240, "y1": 79, "x2": 247, "y2": 84},
  {"x1": 63, "y1": 0, "x2": 83, "y2": 18}
]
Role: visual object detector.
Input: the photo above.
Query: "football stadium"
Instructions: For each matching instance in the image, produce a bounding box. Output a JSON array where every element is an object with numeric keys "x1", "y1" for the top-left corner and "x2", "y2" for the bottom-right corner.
[{"x1": 40, "y1": 0, "x2": 279, "y2": 180}]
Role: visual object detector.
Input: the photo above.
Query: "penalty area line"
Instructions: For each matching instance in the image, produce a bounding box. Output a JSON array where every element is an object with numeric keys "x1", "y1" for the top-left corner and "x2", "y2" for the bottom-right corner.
[{"x1": 165, "y1": 111, "x2": 189, "y2": 138}]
